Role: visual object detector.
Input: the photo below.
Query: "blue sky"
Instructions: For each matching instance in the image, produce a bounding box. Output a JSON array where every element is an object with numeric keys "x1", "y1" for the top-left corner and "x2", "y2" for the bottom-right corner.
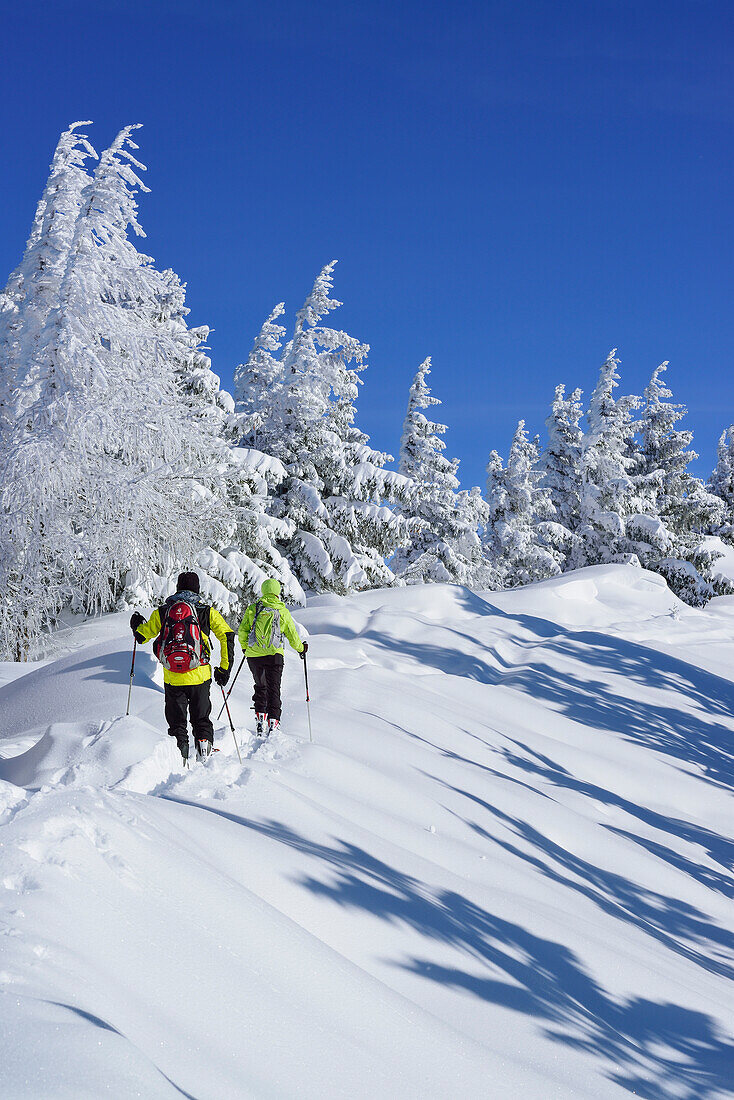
[{"x1": 2, "y1": 0, "x2": 732, "y2": 488}]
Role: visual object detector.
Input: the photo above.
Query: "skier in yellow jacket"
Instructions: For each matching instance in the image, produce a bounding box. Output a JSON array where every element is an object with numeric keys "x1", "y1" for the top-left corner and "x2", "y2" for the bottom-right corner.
[
  {"x1": 130, "y1": 571, "x2": 234, "y2": 762},
  {"x1": 238, "y1": 578, "x2": 306, "y2": 737}
]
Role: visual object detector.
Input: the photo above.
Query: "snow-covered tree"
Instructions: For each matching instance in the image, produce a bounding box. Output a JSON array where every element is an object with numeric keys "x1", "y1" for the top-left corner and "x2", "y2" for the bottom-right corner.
[
  {"x1": 638, "y1": 363, "x2": 722, "y2": 534},
  {"x1": 709, "y1": 426, "x2": 734, "y2": 516},
  {"x1": 129, "y1": 270, "x2": 303, "y2": 615},
  {"x1": 629, "y1": 362, "x2": 729, "y2": 605},
  {"x1": 542, "y1": 384, "x2": 583, "y2": 526},
  {"x1": 0, "y1": 122, "x2": 97, "y2": 430},
  {"x1": 484, "y1": 421, "x2": 563, "y2": 587},
  {"x1": 0, "y1": 127, "x2": 234, "y2": 656},
  {"x1": 572, "y1": 350, "x2": 644, "y2": 567},
  {"x1": 232, "y1": 302, "x2": 286, "y2": 449},
  {"x1": 393, "y1": 357, "x2": 487, "y2": 585},
  {"x1": 560, "y1": 353, "x2": 727, "y2": 605},
  {"x1": 242, "y1": 263, "x2": 409, "y2": 594},
  {"x1": 321, "y1": 359, "x2": 410, "y2": 591},
  {"x1": 540, "y1": 383, "x2": 584, "y2": 566}
]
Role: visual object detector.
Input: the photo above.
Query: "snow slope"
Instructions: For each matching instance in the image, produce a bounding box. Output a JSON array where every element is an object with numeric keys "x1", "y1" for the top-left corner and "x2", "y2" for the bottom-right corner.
[{"x1": 1, "y1": 565, "x2": 733, "y2": 1098}]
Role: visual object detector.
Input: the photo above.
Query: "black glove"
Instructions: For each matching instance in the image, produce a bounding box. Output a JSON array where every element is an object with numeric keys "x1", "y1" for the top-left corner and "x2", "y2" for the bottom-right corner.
[
  {"x1": 130, "y1": 612, "x2": 145, "y2": 640},
  {"x1": 300, "y1": 641, "x2": 308, "y2": 660},
  {"x1": 213, "y1": 666, "x2": 230, "y2": 687}
]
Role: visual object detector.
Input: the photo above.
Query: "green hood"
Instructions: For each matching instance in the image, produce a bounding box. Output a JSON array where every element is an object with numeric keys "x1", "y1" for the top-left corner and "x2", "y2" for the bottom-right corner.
[{"x1": 261, "y1": 578, "x2": 282, "y2": 599}]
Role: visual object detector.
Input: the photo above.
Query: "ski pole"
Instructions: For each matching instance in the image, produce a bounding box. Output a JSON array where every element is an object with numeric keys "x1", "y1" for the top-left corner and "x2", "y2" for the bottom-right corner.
[
  {"x1": 303, "y1": 652, "x2": 313, "y2": 743},
  {"x1": 216, "y1": 653, "x2": 246, "y2": 720},
  {"x1": 220, "y1": 686, "x2": 243, "y2": 765},
  {"x1": 126, "y1": 640, "x2": 137, "y2": 716}
]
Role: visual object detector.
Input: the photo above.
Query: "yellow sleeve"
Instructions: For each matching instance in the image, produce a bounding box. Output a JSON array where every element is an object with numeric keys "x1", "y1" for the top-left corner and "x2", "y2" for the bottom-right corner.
[
  {"x1": 136, "y1": 609, "x2": 162, "y2": 644},
  {"x1": 281, "y1": 609, "x2": 304, "y2": 653},
  {"x1": 238, "y1": 604, "x2": 256, "y2": 651},
  {"x1": 210, "y1": 608, "x2": 235, "y2": 671}
]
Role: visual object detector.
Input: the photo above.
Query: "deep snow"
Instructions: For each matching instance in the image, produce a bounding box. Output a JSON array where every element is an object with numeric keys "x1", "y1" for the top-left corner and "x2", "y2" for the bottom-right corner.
[{"x1": 1, "y1": 565, "x2": 733, "y2": 1098}]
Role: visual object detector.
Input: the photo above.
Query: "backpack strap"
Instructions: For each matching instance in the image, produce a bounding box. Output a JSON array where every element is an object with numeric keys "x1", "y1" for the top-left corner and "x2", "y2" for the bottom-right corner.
[
  {"x1": 152, "y1": 603, "x2": 167, "y2": 659},
  {"x1": 197, "y1": 602, "x2": 211, "y2": 636},
  {"x1": 197, "y1": 603, "x2": 211, "y2": 661},
  {"x1": 247, "y1": 601, "x2": 264, "y2": 648}
]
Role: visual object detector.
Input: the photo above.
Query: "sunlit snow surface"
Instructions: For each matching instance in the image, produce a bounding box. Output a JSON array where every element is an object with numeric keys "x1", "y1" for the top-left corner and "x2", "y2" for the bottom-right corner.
[{"x1": 1, "y1": 565, "x2": 733, "y2": 1098}]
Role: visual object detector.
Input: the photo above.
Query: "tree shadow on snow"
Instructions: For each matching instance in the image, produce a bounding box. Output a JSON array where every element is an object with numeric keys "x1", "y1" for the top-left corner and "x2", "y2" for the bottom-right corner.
[
  {"x1": 494, "y1": 739, "x2": 734, "y2": 897},
  {"x1": 60, "y1": 649, "x2": 163, "y2": 694},
  {"x1": 163, "y1": 796, "x2": 734, "y2": 1100},
  {"x1": 501, "y1": 607, "x2": 734, "y2": 788},
  {"x1": 356, "y1": 600, "x2": 734, "y2": 791},
  {"x1": 322, "y1": 588, "x2": 734, "y2": 792},
  {"x1": 494, "y1": 628, "x2": 734, "y2": 790},
  {"x1": 435, "y1": 777, "x2": 734, "y2": 980}
]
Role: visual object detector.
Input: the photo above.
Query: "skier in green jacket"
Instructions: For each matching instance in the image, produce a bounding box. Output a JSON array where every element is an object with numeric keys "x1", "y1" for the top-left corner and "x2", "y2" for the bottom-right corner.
[{"x1": 238, "y1": 578, "x2": 307, "y2": 737}]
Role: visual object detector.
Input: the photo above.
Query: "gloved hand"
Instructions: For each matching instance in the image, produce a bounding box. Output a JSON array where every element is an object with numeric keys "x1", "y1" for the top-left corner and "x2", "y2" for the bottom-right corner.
[
  {"x1": 213, "y1": 666, "x2": 230, "y2": 687},
  {"x1": 300, "y1": 641, "x2": 309, "y2": 660},
  {"x1": 130, "y1": 612, "x2": 145, "y2": 638}
]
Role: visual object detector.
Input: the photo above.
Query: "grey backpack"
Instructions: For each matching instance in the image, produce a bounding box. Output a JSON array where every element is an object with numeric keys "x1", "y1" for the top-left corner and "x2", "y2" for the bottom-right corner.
[{"x1": 247, "y1": 601, "x2": 284, "y2": 649}]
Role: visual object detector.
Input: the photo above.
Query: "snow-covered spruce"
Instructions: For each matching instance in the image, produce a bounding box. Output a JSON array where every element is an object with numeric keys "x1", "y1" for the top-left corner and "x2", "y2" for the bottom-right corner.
[
  {"x1": 707, "y1": 426, "x2": 734, "y2": 564},
  {"x1": 710, "y1": 425, "x2": 734, "y2": 521},
  {"x1": 630, "y1": 362, "x2": 730, "y2": 605},
  {"x1": 0, "y1": 123, "x2": 308, "y2": 659},
  {"x1": 540, "y1": 382, "x2": 584, "y2": 565},
  {"x1": 233, "y1": 301, "x2": 287, "y2": 451},
  {"x1": 0, "y1": 122, "x2": 97, "y2": 433},
  {"x1": 1, "y1": 129, "x2": 256, "y2": 656},
  {"x1": 484, "y1": 420, "x2": 563, "y2": 587},
  {"x1": 571, "y1": 350, "x2": 643, "y2": 568},
  {"x1": 129, "y1": 270, "x2": 303, "y2": 615},
  {"x1": 237, "y1": 262, "x2": 410, "y2": 594},
  {"x1": 2, "y1": 124, "x2": 213, "y2": 657},
  {"x1": 530, "y1": 352, "x2": 729, "y2": 605},
  {"x1": 394, "y1": 357, "x2": 487, "y2": 585}
]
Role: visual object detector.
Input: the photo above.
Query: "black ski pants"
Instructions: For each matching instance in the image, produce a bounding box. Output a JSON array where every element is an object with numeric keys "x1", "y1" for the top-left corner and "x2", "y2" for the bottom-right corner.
[
  {"x1": 164, "y1": 680, "x2": 214, "y2": 759},
  {"x1": 247, "y1": 654, "x2": 284, "y2": 721}
]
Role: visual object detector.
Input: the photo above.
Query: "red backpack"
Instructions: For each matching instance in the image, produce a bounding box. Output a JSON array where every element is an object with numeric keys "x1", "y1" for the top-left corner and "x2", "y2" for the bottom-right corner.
[{"x1": 154, "y1": 597, "x2": 206, "y2": 674}]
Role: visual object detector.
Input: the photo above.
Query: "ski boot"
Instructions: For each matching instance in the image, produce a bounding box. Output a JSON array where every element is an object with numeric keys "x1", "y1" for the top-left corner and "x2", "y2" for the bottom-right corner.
[
  {"x1": 196, "y1": 738, "x2": 213, "y2": 761},
  {"x1": 268, "y1": 717, "x2": 280, "y2": 736},
  {"x1": 255, "y1": 713, "x2": 268, "y2": 738},
  {"x1": 174, "y1": 734, "x2": 190, "y2": 768}
]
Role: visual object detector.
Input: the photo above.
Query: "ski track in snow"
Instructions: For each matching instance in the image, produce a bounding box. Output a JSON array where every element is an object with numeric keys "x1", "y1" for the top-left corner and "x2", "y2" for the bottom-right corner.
[{"x1": 1, "y1": 565, "x2": 733, "y2": 1098}]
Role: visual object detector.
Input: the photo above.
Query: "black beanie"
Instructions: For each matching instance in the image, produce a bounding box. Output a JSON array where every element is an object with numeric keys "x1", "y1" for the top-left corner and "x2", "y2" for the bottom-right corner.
[{"x1": 177, "y1": 571, "x2": 200, "y2": 593}]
